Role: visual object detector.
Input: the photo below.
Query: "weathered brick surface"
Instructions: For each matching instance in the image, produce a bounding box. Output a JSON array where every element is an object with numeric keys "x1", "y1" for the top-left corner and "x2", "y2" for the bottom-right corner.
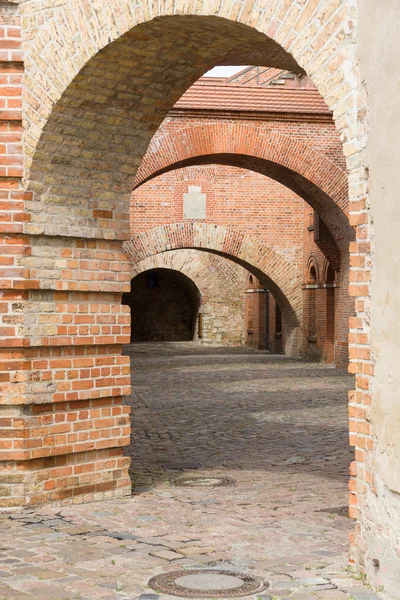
[
  {"x1": 0, "y1": 0, "x2": 380, "y2": 592},
  {"x1": 134, "y1": 120, "x2": 349, "y2": 243},
  {"x1": 0, "y1": 1, "x2": 134, "y2": 506}
]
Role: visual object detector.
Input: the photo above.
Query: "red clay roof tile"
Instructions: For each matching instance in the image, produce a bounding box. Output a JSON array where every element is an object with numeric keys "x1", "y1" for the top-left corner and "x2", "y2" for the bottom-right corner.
[{"x1": 173, "y1": 81, "x2": 330, "y2": 115}]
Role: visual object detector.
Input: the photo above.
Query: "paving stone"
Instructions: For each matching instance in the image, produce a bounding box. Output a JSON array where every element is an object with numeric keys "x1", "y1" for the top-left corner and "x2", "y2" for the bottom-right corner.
[
  {"x1": 105, "y1": 532, "x2": 138, "y2": 541},
  {"x1": 178, "y1": 546, "x2": 215, "y2": 556},
  {"x1": 315, "y1": 590, "x2": 347, "y2": 599},
  {"x1": 296, "y1": 577, "x2": 329, "y2": 585},
  {"x1": 173, "y1": 558, "x2": 203, "y2": 567},
  {"x1": 162, "y1": 462, "x2": 201, "y2": 470},
  {"x1": 149, "y1": 550, "x2": 183, "y2": 560},
  {"x1": 345, "y1": 590, "x2": 383, "y2": 600},
  {"x1": 135, "y1": 537, "x2": 171, "y2": 546},
  {"x1": 21, "y1": 587, "x2": 76, "y2": 599},
  {"x1": 7, "y1": 552, "x2": 35, "y2": 559},
  {"x1": 11, "y1": 567, "x2": 65, "y2": 579},
  {"x1": 61, "y1": 526, "x2": 103, "y2": 535}
]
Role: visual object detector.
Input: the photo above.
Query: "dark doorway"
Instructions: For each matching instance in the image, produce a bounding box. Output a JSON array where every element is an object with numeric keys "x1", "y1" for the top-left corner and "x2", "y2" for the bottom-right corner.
[{"x1": 123, "y1": 268, "x2": 201, "y2": 342}]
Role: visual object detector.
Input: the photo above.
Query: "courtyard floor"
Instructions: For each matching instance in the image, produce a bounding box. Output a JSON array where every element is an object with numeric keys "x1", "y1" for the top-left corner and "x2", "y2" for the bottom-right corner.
[{"x1": 0, "y1": 343, "x2": 382, "y2": 600}]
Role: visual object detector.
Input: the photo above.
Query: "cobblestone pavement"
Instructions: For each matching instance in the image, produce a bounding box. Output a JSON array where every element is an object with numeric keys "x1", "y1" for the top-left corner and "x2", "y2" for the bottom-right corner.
[{"x1": 0, "y1": 343, "x2": 383, "y2": 600}]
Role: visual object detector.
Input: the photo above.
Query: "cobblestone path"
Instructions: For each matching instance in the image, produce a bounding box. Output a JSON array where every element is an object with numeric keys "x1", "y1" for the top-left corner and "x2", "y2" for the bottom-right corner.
[{"x1": 0, "y1": 344, "x2": 382, "y2": 600}]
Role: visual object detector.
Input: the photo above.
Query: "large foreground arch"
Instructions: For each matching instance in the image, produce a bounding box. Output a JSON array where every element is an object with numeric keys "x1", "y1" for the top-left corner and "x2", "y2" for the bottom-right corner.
[
  {"x1": 0, "y1": 2, "x2": 376, "y2": 584},
  {"x1": 20, "y1": 5, "x2": 359, "y2": 245},
  {"x1": 22, "y1": 2, "x2": 359, "y2": 189},
  {"x1": 123, "y1": 222, "x2": 303, "y2": 356}
]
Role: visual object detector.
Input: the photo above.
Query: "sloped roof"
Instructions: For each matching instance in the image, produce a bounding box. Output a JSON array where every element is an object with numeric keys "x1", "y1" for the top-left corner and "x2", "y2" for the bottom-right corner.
[{"x1": 173, "y1": 81, "x2": 331, "y2": 115}]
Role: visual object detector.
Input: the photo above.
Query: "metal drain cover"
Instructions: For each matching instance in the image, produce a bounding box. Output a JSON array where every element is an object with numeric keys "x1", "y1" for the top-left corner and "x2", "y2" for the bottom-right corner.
[
  {"x1": 148, "y1": 569, "x2": 268, "y2": 598},
  {"x1": 172, "y1": 476, "x2": 236, "y2": 488}
]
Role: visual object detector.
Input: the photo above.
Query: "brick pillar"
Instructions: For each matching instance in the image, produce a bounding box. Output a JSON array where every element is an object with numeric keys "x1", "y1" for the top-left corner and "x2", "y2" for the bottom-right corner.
[
  {"x1": 245, "y1": 277, "x2": 267, "y2": 350},
  {"x1": 245, "y1": 279, "x2": 257, "y2": 349},
  {"x1": 0, "y1": 3, "x2": 132, "y2": 507}
]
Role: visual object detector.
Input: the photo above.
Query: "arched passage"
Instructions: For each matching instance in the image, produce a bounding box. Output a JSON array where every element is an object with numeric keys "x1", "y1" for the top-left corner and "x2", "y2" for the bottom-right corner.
[
  {"x1": 3, "y1": 4, "x2": 368, "y2": 559},
  {"x1": 324, "y1": 262, "x2": 336, "y2": 363},
  {"x1": 132, "y1": 123, "x2": 351, "y2": 242},
  {"x1": 24, "y1": 15, "x2": 303, "y2": 241},
  {"x1": 130, "y1": 250, "x2": 249, "y2": 346},
  {"x1": 123, "y1": 268, "x2": 201, "y2": 342},
  {"x1": 123, "y1": 222, "x2": 302, "y2": 356}
]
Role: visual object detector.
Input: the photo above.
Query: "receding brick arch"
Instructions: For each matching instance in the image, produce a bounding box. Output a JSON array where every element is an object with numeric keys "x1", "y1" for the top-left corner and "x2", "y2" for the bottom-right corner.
[
  {"x1": 133, "y1": 123, "x2": 350, "y2": 241},
  {"x1": 127, "y1": 267, "x2": 202, "y2": 341},
  {"x1": 123, "y1": 222, "x2": 303, "y2": 356},
  {"x1": 131, "y1": 249, "x2": 245, "y2": 289},
  {"x1": 130, "y1": 250, "x2": 248, "y2": 345}
]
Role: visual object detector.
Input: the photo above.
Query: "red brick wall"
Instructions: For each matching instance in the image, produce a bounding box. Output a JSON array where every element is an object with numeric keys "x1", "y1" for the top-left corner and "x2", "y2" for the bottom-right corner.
[
  {"x1": 130, "y1": 163, "x2": 349, "y2": 366},
  {"x1": 131, "y1": 164, "x2": 304, "y2": 255},
  {"x1": 302, "y1": 204, "x2": 351, "y2": 366}
]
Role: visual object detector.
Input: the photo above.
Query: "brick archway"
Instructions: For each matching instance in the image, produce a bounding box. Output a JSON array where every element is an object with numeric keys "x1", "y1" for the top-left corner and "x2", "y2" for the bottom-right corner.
[
  {"x1": 133, "y1": 123, "x2": 350, "y2": 240},
  {"x1": 21, "y1": 2, "x2": 359, "y2": 187},
  {"x1": 131, "y1": 249, "x2": 245, "y2": 289},
  {"x1": 123, "y1": 222, "x2": 302, "y2": 356},
  {"x1": 130, "y1": 250, "x2": 248, "y2": 345},
  {"x1": 1, "y1": 3, "x2": 372, "y2": 569},
  {"x1": 20, "y1": 6, "x2": 359, "y2": 246}
]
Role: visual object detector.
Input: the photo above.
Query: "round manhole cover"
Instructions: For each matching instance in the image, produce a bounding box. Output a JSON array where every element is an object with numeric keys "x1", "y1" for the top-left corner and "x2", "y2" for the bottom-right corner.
[
  {"x1": 172, "y1": 476, "x2": 236, "y2": 488},
  {"x1": 148, "y1": 569, "x2": 268, "y2": 598}
]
